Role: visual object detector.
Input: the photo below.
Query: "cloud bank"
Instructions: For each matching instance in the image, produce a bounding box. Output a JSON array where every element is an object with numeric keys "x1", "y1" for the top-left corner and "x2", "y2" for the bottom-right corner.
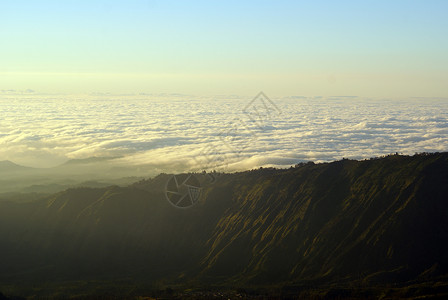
[{"x1": 1, "y1": 94, "x2": 447, "y2": 175}]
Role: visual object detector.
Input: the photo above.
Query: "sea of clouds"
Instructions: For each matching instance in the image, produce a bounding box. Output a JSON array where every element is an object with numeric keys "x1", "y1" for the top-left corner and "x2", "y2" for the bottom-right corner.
[{"x1": 1, "y1": 93, "x2": 447, "y2": 175}]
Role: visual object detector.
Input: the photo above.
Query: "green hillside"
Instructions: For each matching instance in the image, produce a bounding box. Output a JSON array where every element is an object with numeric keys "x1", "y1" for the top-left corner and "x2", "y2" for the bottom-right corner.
[{"x1": 1, "y1": 153, "x2": 448, "y2": 299}]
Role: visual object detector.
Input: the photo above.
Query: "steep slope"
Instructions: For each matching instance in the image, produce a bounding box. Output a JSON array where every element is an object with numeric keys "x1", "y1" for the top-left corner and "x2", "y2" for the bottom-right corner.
[
  {"x1": 0, "y1": 153, "x2": 447, "y2": 296},
  {"x1": 198, "y1": 154, "x2": 448, "y2": 285}
]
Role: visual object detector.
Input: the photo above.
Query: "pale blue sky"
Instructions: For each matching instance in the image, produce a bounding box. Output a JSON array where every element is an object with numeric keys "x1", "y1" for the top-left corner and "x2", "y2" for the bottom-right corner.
[{"x1": 1, "y1": 0, "x2": 447, "y2": 96}]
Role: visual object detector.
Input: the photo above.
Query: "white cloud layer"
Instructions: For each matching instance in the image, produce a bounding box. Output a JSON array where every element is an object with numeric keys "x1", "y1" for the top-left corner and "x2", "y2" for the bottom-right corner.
[{"x1": 1, "y1": 94, "x2": 447, "y2": 174}]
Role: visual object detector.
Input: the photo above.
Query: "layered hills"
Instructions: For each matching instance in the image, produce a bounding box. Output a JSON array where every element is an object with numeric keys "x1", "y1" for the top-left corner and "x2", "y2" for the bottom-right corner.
[{"x1": 1, "y1": 153, "x2": 448, "y2": 298}]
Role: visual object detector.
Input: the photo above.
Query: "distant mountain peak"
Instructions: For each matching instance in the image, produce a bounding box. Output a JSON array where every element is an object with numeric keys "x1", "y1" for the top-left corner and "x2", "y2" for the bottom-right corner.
[{"x1": 0, "y1": 160, "x2": 30, "y2": 170}]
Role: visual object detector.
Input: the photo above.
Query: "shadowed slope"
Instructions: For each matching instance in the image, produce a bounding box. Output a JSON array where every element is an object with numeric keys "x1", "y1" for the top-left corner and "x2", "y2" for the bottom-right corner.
[{"x1": 0, "y1": 153, "x2": 447, "y2": 297}]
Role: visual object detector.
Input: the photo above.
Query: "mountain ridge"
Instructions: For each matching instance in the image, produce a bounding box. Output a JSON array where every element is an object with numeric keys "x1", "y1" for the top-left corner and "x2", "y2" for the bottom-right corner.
[
  {"x1": 0, "y1": 160, "x2": 33, "y2": 171},
  {"x1": 1, "y1": 152, "x2": 448, "y2": 298}
]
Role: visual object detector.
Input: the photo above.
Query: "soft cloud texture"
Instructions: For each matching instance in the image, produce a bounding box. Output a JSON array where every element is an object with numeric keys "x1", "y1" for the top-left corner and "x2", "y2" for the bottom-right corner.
[{"x1": 1, "y1": 94, "x2": 447, "y2": 175}]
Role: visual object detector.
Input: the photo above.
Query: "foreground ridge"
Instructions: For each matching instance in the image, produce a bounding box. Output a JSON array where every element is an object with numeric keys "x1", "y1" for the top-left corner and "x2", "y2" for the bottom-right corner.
[{"x1": 0, "y1": 152, "x2": 447, "y2": 298}]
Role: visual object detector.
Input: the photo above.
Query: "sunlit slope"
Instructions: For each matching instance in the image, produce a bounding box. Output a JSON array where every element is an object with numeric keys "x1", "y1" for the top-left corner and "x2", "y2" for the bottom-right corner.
[
  {"x1": 199, "y1": 154, "x2": 448, "y2": 285},
  {"x1": 0, "y1": 153, "x2": 447, "y2": 288}
]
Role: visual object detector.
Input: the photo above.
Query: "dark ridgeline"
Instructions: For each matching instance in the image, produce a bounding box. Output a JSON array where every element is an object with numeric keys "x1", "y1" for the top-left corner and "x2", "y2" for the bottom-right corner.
[{"x1": 1, "y1": 152, "x2": 448, "y2": 299}]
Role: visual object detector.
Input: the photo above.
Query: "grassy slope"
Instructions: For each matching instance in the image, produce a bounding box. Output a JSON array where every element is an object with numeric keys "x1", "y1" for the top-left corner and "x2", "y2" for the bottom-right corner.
[{"x1": 0, "y1": 153, "x2": 447, "y2": 298}]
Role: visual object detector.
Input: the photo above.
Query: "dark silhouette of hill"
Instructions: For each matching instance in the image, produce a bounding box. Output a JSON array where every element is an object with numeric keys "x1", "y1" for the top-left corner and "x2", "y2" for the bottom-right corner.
[{"x1": 1, "y1": 153, "x2": 448, "y2": 298}]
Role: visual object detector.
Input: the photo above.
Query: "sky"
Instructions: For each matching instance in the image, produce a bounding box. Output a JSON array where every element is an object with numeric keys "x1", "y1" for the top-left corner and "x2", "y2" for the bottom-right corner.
[{"x1": 1, "y1": 0, "x2": 447, "y2": 96}]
